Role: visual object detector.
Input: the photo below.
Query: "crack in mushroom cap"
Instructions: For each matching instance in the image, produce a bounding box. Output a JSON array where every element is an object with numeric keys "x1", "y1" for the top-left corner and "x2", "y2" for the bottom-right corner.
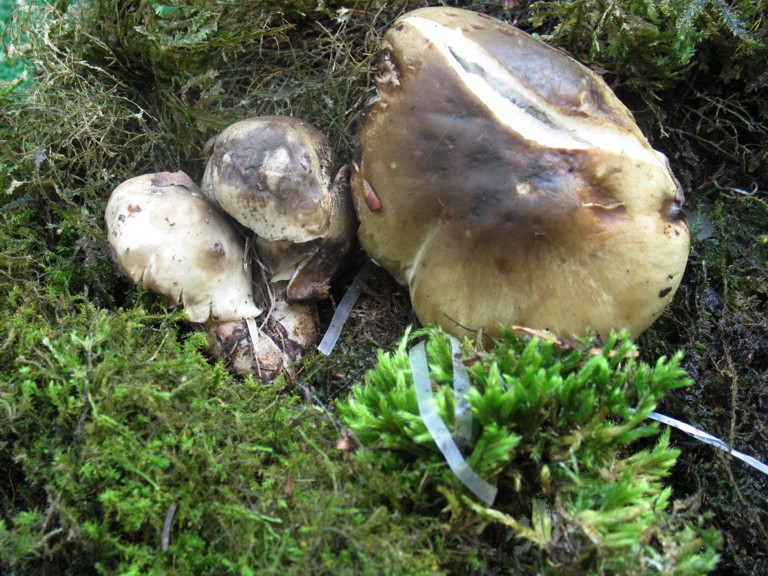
[
  {"x1": 105, "y1": 172, "x2": 262, "y2": 323},
  {"x1": 352, "y1": 7, "x2": 690, "y2": 338}
]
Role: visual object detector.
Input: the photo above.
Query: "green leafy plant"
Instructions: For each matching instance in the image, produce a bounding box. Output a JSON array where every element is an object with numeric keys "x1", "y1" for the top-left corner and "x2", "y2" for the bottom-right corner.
[{"x1": 339, "y1": 327, "x2": 721, "y2": 574}]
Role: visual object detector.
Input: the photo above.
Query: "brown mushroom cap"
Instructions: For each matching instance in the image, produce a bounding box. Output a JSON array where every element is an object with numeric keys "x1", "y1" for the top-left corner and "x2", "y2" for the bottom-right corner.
[
  {"x1": 104, "y1": 171, "x2": 262, "y2": 323},
  {"x1": 202, "y1": 116, "x2": 333, "y2": 242},
  {"x1": 351, "y1": 7, "x2": 690, "y2": 338},
  {"x1": 202, "y1": 116, "x2": 356, "y2": 301},
  {"x1": 256, "y1": 165, "x2": 357, "y2": 300}
]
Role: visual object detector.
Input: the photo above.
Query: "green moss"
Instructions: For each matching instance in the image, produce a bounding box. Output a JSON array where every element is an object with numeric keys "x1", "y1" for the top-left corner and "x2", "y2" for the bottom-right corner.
[
  {"x1": 339, "y1": 328, "x2": 721, "y2": 574},
  {"x1": 530, "y1": 0, "x2": 767, "y2": 90},
  {"x1": 0, "y1": 293, "x2": 453, "y2": 574},
  {"x1": 1, "y1": 0, "x2": 766, "y2": 573},
  {"x1": 641, "y1": 191, "x2": 768, "y2": 575}
]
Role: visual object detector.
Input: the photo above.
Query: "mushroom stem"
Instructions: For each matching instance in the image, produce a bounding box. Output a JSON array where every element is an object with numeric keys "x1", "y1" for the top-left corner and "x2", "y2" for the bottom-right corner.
[{"x1": 206, "y1": 280, "x2": 319, "y2": 379}]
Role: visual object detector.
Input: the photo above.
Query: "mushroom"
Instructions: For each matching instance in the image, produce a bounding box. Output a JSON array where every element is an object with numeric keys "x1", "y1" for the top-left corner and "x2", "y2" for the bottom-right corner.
[
  {"x1": 104, "y1": 171, "x2": 316, "y2": 380},
  {"x1": 351, "y1": 7, "x2": 690, "y2": 339},
  {"x1": 201, "y1": 115, "x2": 356, "y2": 301}
]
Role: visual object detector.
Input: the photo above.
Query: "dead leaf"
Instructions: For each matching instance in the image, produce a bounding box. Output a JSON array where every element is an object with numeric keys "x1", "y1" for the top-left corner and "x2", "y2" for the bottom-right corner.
[
  {"x1": 284, "y1": 473, "x2": 295, "y2": 497},
  {"x1": 151, "y1": 170, "x2": 199, "y2": 191},
  {"x1": 336, "y1": 428, "x2": 359, "y2": 453}
]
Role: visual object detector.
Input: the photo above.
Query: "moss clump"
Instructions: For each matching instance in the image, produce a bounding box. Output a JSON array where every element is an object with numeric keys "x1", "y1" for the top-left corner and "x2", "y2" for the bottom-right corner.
[
  {"x1": 339, "y1": 327, "x2": 721, "y2": 574},
  {"x1": 0, "y1": 276, "x2": 452, "y2": 574},
  {"x1": 0, "y1": 0, "x2": 24, "y2": 81},
  {"x1": 531, "y1": 0, "x2": 766, "y2": 90}
]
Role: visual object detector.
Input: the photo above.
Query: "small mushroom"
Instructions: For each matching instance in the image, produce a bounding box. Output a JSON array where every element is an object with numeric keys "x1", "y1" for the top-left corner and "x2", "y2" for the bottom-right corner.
[
  {"x1": 105, "y1": 172, "x2": 260, "y2": 323},
  {"x1": 351, "y1": 7, "x2": 690, "y2": 339},
  {"x1": 104, "y1": 171, "x2": 315, "y2": 380},
  {"x1": 201, "y1": 116, "x2": 356, "y2": 301}
]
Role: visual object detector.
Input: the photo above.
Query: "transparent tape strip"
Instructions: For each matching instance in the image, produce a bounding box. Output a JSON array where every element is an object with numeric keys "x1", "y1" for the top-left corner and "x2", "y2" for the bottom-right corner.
[
  {"x1": 410, "y1": 341, "x2": 498, "y2": 505},
  {"x1": 449, "y1": 335, "x2": 473, "y2": 449},
  {"x1": 647, "y1": 411, "x2": 768, "y2": 475},
  {"x1": 317, "y1": 259, "x2": 377, "y2": 356}
]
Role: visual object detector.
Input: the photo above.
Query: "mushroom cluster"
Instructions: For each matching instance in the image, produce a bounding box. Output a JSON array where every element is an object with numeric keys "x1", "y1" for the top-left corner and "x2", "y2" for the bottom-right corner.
[
  {"x1": 105, "y1": 117, "x2": 355, "y2": 380},
  {"x1": 107, "y1": 8, "x2": 690, "y2": 379},
  {"x1": 351, "y1": 7, "x2": 690, "y2": 339}
]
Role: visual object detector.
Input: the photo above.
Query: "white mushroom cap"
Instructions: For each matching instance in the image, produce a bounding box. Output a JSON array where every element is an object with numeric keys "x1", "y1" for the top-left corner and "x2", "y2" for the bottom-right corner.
[{"x1": 105, "y1": 171, "x2": 262, "y2": 323}]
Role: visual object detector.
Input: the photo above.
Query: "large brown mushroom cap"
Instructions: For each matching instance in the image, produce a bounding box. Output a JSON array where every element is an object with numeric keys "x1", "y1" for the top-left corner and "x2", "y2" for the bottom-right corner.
[{"x1": 352, "y1": 7, "x2": 690, "y2": 338}]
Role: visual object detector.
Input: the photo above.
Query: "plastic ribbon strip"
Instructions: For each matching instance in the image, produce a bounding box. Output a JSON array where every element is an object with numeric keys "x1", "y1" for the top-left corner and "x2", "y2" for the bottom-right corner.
[
  {"x1": 449, "y1": 335, "x2": 473, "y2": 449},
  {"x1": 410, "y1": 341, "x2": 498, "y2": 505},
  {"x1": 410, "y1": 335, "x2": 767, "y2": 504},
  {"x1": 317, "y1": 259, "x2": 377, "y2": 355},
  {"x1": 647, "y1": 411, "x2": 768, "y2": 475}
]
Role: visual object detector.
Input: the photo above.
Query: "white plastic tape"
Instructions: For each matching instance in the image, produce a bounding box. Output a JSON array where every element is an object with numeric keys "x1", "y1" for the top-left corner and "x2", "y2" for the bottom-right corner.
[
  {"x1": 410, "y1": 341, "x2": 498, "y2": 505},
  {"x1": 449, "y1": 336, "x2": 473, "y2": 449},
  {"x1": 317, "y1": 259, "x2": 377, "y2": 355},
  {"x1": 647, "y1": 411, "x2": 768, "y2": 475}
]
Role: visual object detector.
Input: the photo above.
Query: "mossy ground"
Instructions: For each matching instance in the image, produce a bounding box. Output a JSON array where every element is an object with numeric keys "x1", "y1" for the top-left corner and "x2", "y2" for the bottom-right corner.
[{"x1": 1, "y1": 1, "x2": 766, "y2": 574}]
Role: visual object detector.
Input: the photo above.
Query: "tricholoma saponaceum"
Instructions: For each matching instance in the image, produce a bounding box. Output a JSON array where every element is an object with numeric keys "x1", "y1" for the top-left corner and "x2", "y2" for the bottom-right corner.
[
  {"x1": 106, "y1": 8, "x2": 690, "y2": 380},
  {"x1": 105, "y1": 117, "x2": 355, "y2": 380},
  {"x1": 351, "y1": 7, "x2": 690, "y2": 340}
]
